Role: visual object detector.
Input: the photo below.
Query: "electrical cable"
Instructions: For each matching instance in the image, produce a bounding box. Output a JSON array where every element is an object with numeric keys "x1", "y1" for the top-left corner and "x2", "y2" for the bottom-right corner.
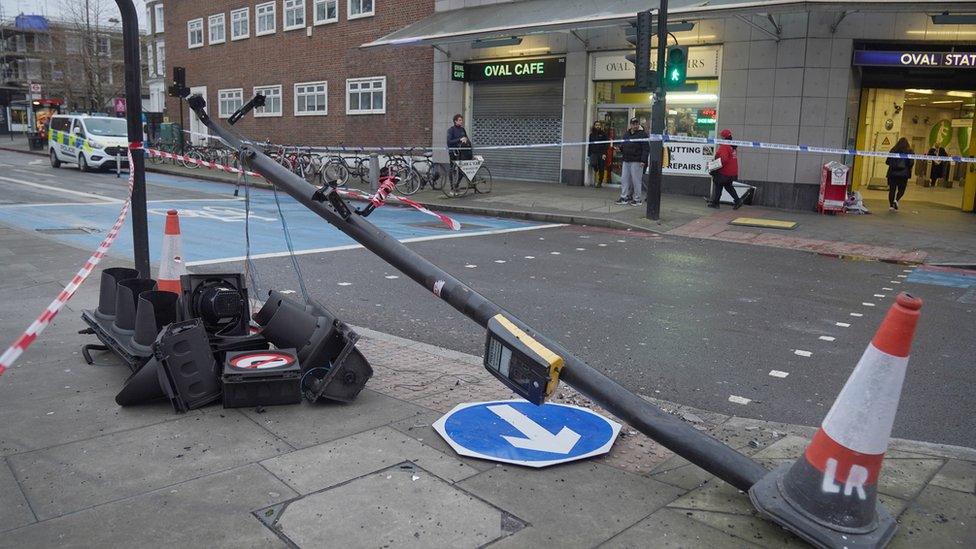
[
  {"x1": 270, "y1": 182, "x2": 311, "y2": 304},
  {"x1": 239, "y1": 146, "x2": 264, "y2": 297}
]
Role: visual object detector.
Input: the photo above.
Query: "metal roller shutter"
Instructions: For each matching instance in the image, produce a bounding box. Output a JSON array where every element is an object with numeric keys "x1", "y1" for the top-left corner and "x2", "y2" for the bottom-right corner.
[{"x1": 471, "y1": 81, "x2": 563, "y2": 182}]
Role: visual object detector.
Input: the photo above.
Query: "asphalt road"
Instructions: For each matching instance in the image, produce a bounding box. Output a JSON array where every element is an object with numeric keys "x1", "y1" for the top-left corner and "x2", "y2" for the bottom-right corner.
[{"x1": 2, "y1": 148, "x2": 973, "y2": 448}]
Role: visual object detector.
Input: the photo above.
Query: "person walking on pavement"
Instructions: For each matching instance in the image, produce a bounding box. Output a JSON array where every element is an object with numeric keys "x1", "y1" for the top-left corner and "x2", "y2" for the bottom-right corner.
[
  {"x1": 614, "y1": 117, "x2": 649, "y2": 205},
  {"x1": 886, "y1": 137, "x2": 914, "y2": 211},
  {"x1": 708, "y1": 128, "x2": 743, "y2": 209},
  {"x1": 587, "y1": 121, "x2": 610, "y2": 187},
  {"x1": 447, "y1": 114, "x2": 472, "y2": 161}
]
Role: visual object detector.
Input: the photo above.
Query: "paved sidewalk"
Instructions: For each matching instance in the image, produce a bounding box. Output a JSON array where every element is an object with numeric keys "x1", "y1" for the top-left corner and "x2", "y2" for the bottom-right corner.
[
  {"x1": 4, "y1": 138, "x2": 976, "y2": 265},
  {"x1": 0, "y1": 224, "x2": 973, "y2": 547}
]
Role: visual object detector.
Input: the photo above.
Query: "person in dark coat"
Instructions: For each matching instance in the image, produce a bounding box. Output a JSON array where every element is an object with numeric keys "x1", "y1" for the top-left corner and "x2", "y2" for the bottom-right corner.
[
  {"x1": 886, "y1": 137, "x2": 915, "y2": 211},
  {"x1": 614, "y1": 117, "x2": 649, "y2": 205},
  {"x1": 587, "y1": 121, "x2": 609, "y2": 187},
  {"x1": 708, "y1": 128, "x2": 743, "y2": 209},
  {"x1": 446, "y1": 114, "x2": 472, "y2": 161}
]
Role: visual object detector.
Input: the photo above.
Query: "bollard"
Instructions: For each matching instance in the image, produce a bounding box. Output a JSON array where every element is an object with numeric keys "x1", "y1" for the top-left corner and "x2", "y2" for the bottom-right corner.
[{"x1": 368, "y1": 153, "x2": 380, "y2": 192}]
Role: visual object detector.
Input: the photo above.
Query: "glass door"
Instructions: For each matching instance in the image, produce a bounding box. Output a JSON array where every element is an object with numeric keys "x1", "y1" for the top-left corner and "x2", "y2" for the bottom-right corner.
[{"x1": 596, "y1": 107, "x2": 629, "y2": 185}]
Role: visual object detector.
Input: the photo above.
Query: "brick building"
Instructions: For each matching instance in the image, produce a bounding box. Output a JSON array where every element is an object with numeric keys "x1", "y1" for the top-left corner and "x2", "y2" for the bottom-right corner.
[{"x1": 164, "y1": 0, "x2": 434, "y2": 147}]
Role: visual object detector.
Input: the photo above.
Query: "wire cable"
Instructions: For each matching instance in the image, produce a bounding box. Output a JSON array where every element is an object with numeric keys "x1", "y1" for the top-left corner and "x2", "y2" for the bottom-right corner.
[{"x1": 270, "y1": 182, "x2": 311, "y2": 304}]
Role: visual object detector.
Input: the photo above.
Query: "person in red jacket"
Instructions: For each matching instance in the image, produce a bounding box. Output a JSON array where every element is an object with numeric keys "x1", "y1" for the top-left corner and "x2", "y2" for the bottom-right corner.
[{"x1": 708, "y1": 128, "x2": 744, "y2": 209}]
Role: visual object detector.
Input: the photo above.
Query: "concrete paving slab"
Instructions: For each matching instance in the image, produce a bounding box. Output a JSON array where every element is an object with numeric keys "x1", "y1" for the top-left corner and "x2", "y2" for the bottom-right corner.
[
  {"x1": 649, "y1": 462, "x2": 714, "y2": 492},
  {"x1": 0, "y1": 387, "x2": 177, "y2": 456},
  {"x1": 0, "y1": 354, "x2": 127, "y2": 406},
  {"x1": 261, "y1": 426, "x2": 480, "y2": 495},
  {"x1": 0, "y1": 464, "x2": 296, "y2": 546},
  {"x1": 603, "y1": 507, "x2": 761, "y2": 548},
  {"x1": 272, "y1": 463, "x2": 512, "y2": 548},
  {"x1": 667, "y1": 478, "x2": 756, "y2": 516},
  {"x1": 679, "y1": 509, "x2": 807, "y2": 548},
  {"x1": 929, "y1": 459, "x2": 976, "y2": 494},
  {"x1": 0, "y1": 460, "x2": 35, "y2": 532},
  {"x1": 877, "y1": 457, "x2": 946, "y2": 500},
  {"x1": 7, "y1": 410, "x2": 291, "y2": 520},
  {"x1": 888, "y1": 484, "x2": 976, "y2": 548},
  {"x1": 238, "y1": 389, "x2": 429, "y2": 449},
  {"x1": 459, "y1": 462, "x2": 684, "y2": 548}
]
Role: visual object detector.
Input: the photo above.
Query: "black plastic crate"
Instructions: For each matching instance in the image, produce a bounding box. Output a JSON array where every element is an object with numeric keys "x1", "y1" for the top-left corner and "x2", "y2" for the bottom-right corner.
[{"x1": 221, "y1": 349, "x2": 301, "y2": 408}]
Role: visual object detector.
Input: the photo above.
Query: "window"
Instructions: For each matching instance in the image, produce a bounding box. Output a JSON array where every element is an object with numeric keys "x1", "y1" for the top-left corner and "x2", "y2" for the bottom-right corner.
[
  {"x1": 34, "y1": 34, "x2": 52, "y2": 52},
  {"x1": 346, "y1": 77, "x2": 385, "y2": 114},
  {"x1": 314, "y1": 0, "x2": 338, "y2": 24},
  {"x1": 218, "y1": 88, "x2": 244, "y2": 118},
  {"x1": 13, "y1": 35, "x2": 26, "y2": 52},
  {"x1": 50, "y1": 117, "x2": 71, "y2": 133},
  {"x1": 348, "y1": 0, "x2": 374, "y2": 19},
  {"x1": 231, "y1": 8, "x2": 250, "y2": 40},
  {"x1": 283, "y1": 0, "x2": 305, "y2": 31},
  {"x1": 156, "y1": 42, "x2": 165, "y2": 77},
  {"x1": 254, "y1": 85, "x2": 282, "y2": 116},
  {"x1": 97, "y1": 36, "x2": 111, "y2": 55},
  {"x1": 146, "y1": 43, "x2": 155, "y2": 77},
  {"x1": 295, "y1": 81, "x2": 328, "y2": 115},
  {"x1": 50, "y1": 60, "x2": 63, "y2": 81},
  {"x1": 154, "y1": 4, "x2": 165, "y2": 33},
  {"x1": 187, "y1": 18, "x2": 204, "y2": 48},
  {"x1": 26, "y1": 59, "x2": 41, "y2": 80},
  {"x1": 209, "y1": 14, "x2": 226, "y2": 44},
  {"x1": 255, "y1": 2, "x2": 276, "y2": 36},
  {"x1": 66, "y1": 35, "x2": 81, "y2": 54}
]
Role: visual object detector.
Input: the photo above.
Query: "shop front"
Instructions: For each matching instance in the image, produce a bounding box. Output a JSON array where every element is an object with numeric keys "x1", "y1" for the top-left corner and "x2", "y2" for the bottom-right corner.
[
  {"x1": 852, "y1": 44, "x2": 976, "y2": 211},
  {"x1": 453, "y1": 56, "x2": 566, "y2": 182},
  {"x1": 589, "y1": 46, "x2": 722, "y2": 185}
]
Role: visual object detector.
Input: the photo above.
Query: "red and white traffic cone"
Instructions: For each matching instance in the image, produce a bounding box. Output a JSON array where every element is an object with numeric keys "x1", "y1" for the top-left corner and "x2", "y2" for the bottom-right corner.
[
  {"x1": 750, "y1": 292, "x2": 922, "y2": 549},
  {"x1": 157, "y1": 209, "x2": 187, "y2": 294}
]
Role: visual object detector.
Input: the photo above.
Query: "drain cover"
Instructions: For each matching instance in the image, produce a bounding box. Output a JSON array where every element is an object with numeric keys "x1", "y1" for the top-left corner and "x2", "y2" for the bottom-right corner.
[{"x1": 35, "y1": 227, "x2": 102, "y2": 235}]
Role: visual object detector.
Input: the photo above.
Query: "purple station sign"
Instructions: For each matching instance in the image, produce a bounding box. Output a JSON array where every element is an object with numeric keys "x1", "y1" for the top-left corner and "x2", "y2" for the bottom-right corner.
[{"x1": 853, "y1": 50, "x2": 976, "y2": 68}]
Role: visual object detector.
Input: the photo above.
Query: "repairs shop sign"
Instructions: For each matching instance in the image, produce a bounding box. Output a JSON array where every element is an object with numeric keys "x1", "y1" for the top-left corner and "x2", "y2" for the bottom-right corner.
[{"x1": 664, "y1": 143, "x2": 713, "y2": 176}]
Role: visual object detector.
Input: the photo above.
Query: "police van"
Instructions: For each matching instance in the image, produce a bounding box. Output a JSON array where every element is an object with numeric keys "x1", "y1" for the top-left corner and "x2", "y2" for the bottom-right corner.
[{"x1": 48, "y1": 114, "x2": 129, "y2": 171}]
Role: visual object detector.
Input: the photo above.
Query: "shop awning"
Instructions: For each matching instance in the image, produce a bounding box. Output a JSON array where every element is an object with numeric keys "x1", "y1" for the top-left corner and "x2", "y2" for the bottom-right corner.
[{"x1": 361, "y1": 0, "x2": 968, "y2": 48}]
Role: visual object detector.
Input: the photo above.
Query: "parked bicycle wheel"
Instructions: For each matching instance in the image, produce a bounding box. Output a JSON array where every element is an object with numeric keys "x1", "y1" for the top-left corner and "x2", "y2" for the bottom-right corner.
[
  {"x1": 182, "y1": 148, "x2": 204, "y2": 169},
  {"x1": 441, "y1": 167, "x2": 470, "y2": 198},
  {"x1": 430, "y1": 163, "x2": 447, "y2": 191},
  {"x1": 394, "y1": 167, "x2": 422, "y2": 195},
  {"x1": 473, "y1": 165, "x2": 493, "y2": 194},
  {"x1": 323, "y1": 158, "x2": 350, "y2": 187}
]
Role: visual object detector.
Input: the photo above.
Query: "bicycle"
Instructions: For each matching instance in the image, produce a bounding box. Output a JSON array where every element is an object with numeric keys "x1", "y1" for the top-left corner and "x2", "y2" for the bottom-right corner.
[{"x1": 441, "y1": 155, "x2": 492, "y2": 198}]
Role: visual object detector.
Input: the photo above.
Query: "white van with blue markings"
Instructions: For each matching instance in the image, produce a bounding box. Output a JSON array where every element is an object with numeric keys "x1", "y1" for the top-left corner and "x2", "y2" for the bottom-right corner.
[{"x1": 48, "y1": 115, "x2": 130, "y2": 172}]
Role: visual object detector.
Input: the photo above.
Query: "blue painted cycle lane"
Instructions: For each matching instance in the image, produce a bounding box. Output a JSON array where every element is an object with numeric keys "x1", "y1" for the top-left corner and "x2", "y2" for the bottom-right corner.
[{"x1": 0, "y1": 175, "x2": 550, "y2": 265}]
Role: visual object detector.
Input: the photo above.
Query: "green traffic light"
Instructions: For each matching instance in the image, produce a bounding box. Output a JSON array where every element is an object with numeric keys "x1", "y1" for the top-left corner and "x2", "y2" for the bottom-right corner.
[{"x1": 671, "y1": 68, "x2": 680, "y2": 82}]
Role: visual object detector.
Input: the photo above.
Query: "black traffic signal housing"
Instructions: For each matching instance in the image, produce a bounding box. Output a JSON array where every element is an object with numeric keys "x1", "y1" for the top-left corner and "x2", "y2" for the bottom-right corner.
[
  {"x1": 665, "y1": 46, "x2": 689, "y2": 88},
  {"x1": 624, "y1": 10, "x2": 654, "y2": 92}
]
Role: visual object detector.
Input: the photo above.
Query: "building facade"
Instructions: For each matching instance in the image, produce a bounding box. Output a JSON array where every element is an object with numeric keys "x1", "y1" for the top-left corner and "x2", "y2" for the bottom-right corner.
[
  {"x1": 164, "y1": 0, "x2": 435, "y2": 147},
  {"x1": 367, "y1": 0, "x2": 976, "y2": 211},
  {"x1": 1, "y1": 14, "x2": 136, "y2": 133},
  {"x1": 145, "y1": 0, "x2": 168, "y2": 114}
]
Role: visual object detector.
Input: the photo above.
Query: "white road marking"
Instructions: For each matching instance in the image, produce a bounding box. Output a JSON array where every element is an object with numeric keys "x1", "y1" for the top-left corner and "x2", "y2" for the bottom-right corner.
[
  {"x1": 882, "y1": 287, "x2": 894, "y2": 291},
  {"x1": 598, "y1": 243, "x2": 607, "y2": 247},
  {"x1": 873, "y1": 294, "x2": 885, "y2": 298},
  {"x1": 862, "y1": 302, "x2": 876, "y2": 307},
  {"x1": 524, "y1": 256, "x2": 535, "y2": 259},
  {"x1": 0, "y1": 175, "x2": 122, "y2": 203},
  {"x1": 728, "y1": 395, "x2": 751, "y2": 405},
  {"x1": 850, "y1": 313, "x2": 863, "y2": 317},
  {"x1": 385, "y1": 275, "x2": 399, "y2": 279},
  {"x1": 897, "y1": 275, "x2": 907, "y2": 278},
  {"x1": 146, "y1": 198, "x2": 244, "y2": 203},
  {"x1": 616, "y1": 239, "x2": 626, "y2": 243},
  {"x1": 836, "y1": 322, "x2": 851, "y2": 328},
  {"x1": 575, "y1": 247, "x2": 585, "y2": 251},
  {"x1": 903, "y1": 269, "x2": 913, "y2": 273},
  {"x1": 337, "y1": 282, "x2": 352, "y2": 286},
  {"x1": 186, "y1": 223, "x2": 565, "y2": 266},
  {"x1": 890, "y1": 280, "x2": 901, "y2": 284},
  {"x1": 769, "y1": 370, "x2": 790, "y2": 378},
  {"x1": 494, "y1": 259, "x2": 506, "y2": 263},
  {"x1": 794, "y1": 349, "x2": 812, "y2": 357},
  {"x1": 550, "y1": 251, "x2": 561, "y2": 255},
  {"x1": 0, "y1": 201, "x2": 101, "y2": 208},
  {"x1": 465, "y1": 264, "x2": 477, "y2": 268},
  {"x1": 279, "y1": 289, "x2": 296, "y2": 294},
  {"x1": 819, "y1": 336, "x2": 836, "y2": 342}
]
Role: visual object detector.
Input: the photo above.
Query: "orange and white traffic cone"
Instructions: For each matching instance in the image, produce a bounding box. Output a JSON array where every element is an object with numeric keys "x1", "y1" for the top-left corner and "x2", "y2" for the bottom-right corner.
[
  {"x1": 157, "y1": 209, "x2": 187, "y2": 294},
  {"x1": 749, "y1": 292, "x2": 922, "y2": 549}
]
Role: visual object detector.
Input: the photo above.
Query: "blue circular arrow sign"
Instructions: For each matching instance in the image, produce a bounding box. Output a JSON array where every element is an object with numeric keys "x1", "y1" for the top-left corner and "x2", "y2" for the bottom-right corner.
[{"x1": 432, "y1": 400, "x2": 621, "y2": 468}]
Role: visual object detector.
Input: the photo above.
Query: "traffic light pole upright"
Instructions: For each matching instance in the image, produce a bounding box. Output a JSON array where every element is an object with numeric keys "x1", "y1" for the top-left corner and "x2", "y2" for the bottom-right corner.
[{"x1": 645, "y1": 0, "x2": 669, "y2": 221}]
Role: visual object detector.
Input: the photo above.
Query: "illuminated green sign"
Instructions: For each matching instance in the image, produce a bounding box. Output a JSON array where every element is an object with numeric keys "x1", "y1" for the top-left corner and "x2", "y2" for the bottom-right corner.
[{"x1": 454, "y1": 57, "x2": 566, "y2": 83}]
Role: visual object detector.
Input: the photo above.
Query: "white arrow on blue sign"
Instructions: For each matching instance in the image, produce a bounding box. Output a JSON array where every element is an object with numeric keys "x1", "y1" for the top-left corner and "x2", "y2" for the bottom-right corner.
[{"x1": 432, "y1": 399, "x2": 621, "y2": 468}]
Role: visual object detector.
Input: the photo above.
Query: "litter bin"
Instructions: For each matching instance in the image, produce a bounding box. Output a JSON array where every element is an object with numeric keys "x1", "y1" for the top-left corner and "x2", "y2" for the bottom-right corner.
[{"x1": 818, "y1": 161, "x2": 849, "y2": 214}]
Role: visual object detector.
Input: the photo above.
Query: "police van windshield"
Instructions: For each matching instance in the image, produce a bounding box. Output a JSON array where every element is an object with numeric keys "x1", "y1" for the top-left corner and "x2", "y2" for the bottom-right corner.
[{"x1": 83, "y1": 118, "x2": 128, "y2": 137}]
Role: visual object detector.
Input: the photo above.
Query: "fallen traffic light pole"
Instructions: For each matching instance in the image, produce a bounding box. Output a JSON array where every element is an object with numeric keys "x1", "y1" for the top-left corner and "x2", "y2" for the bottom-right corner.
[{"x1": 182, "y1": 93, "x2": 767, "y2": 491}]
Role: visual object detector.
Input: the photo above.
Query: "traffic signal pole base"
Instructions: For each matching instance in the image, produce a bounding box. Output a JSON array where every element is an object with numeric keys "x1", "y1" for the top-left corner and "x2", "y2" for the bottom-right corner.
[{"x1": 749, "y1": 464, "x2": 897, "y2": 549}]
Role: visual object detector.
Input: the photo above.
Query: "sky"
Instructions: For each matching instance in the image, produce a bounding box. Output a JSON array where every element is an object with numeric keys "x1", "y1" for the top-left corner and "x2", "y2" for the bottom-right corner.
[{"x1": 1, "y1": 0, "x2": 147, "y2": 29}]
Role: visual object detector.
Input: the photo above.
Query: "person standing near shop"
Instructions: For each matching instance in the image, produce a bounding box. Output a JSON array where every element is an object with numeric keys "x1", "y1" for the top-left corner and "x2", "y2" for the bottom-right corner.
[
  {"x1": 614, "y1": 117, "x2": 649, "y2": 205},
  {"x1": 447, "y1": 114, "x2": 472, "y2": 161},
  {"x1": 886, "y1": 137, "x2": 914, "y2": 211},
  {"x1": 708, "y1": 128, "x2": 743, "y2": 209},
  {"x1": 587, "y1": 121, "x2": 609, "y2": 187}
]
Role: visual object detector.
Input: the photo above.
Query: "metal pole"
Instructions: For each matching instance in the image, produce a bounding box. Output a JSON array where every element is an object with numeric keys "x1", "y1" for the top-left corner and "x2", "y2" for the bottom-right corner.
[
  {"x1": 114, "y1": 0, "x2": 150, "y2": 278},
  {"x1": 188, "y1": 101, "x2": 768, "y2": 491},
  {"x1": 645, "y1": 1, "x2": 669, "y2": 221}
]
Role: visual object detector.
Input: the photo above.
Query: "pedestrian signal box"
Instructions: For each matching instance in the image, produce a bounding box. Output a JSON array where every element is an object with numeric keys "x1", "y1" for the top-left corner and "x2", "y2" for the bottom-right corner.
[
  {"x1": 666, "y1": 46, "x2": 689, "y2": 88},
  {"x1": 484, "y1": 314, "x2": 564, "y2": 405}
]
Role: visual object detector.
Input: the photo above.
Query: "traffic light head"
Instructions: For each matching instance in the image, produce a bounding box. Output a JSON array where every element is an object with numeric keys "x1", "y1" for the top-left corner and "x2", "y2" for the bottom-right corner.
[
  {"x1": 624, "y1": 10, "x2": 654, "y2": 91},
  {"x1": 666, "y1": 46, "x2": 688, "y2": 87}
]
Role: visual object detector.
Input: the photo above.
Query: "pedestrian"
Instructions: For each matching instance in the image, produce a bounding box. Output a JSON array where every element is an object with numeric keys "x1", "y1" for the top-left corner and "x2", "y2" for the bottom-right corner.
[
  {"x1": 614, "y1": 117, "x2": 649, "y2": 205},
  {"x1": 587, "y1": 121, "x2": 609, "y2": 187},
  {"x1": 885, "y1": 137, "x2": 914, "y2": 211},
  {"x1": 707, "y1": 128, "x2": 743, "y2": 209},
  {"x1": 446, "y1": 114, "x2": 472, "y2": 161}
]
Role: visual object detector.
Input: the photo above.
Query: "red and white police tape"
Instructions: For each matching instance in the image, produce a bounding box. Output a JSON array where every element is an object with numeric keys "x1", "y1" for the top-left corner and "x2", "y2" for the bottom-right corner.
[
  {"x1": 145, "y1": 148, "x2": 461, "y2": 230},
  {"x1": 0, "y1": 148, "x2": 137, "y2": 377}
]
